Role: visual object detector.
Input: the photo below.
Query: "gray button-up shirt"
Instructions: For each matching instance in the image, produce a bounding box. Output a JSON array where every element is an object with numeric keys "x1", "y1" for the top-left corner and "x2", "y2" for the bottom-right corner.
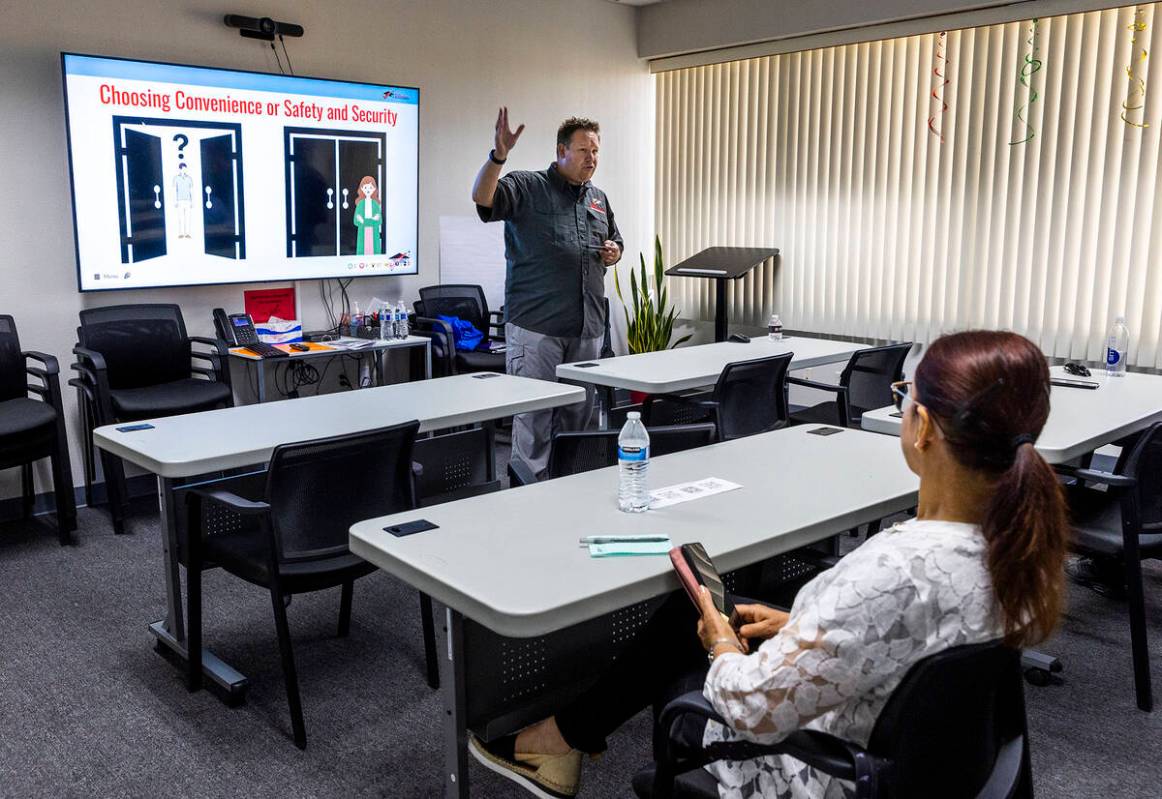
[{"x1": 476, "y1": 163, "x2": 623, "y2": 339}]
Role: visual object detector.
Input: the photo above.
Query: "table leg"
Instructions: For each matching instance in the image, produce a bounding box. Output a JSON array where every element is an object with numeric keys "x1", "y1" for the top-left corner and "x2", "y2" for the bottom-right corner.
[
  {"x1": 482, "y1": 420, "x2": 498, "y2": 483},
  {"x1": 149, "y1": 475, "x2": 249, "y2": 703},
  {"x1": 158, "y1": 476, "x2": 184, "y2": 641},
  {"x1": 424, "y1": 339, "x2": 432, "y2": 380},
  {"x1": 256, "y1": 362, "x2": 267, "y2": 403},
  {"x1": 375, "y1": 348, "x2": 385, "y2": 387},
  {"x1": 440, "y1": 607, "x2": 469, "y2": 798}
]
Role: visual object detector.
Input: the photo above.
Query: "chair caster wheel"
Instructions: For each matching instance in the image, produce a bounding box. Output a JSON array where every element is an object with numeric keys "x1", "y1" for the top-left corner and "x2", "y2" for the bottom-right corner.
[{"x1": 1024, "y1": 667, "x2": 1052, "y2": 687}]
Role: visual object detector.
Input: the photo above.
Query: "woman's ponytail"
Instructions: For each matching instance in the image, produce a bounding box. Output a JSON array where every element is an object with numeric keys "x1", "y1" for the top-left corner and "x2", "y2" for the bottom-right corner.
[{"x1": 981, "y1": 441, "x2": 1069, "y2": 646}]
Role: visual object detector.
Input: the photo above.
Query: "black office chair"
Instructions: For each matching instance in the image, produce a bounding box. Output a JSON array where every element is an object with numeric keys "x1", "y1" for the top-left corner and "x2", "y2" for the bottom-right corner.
[
  {"x1": 508, "y1": 424, "x2": 717, "y2": 486},
  {"x1": 411, "y1": 284, "x2": 505, "y2": 377},
  {"x1": 0, "y1": 315, "x2": 75, "y2": 543},
  {"x1": 70, "y1": 304, "x2": 232, "y2": 534},
  {"x1": 635, "y1": 642, "x2": 1032, "y2": 799},
  {"x1": 184, "y1": 421, "x2": 426, "y2": 749},
  {"x1": 788, "y1": 343, "x2": 912, "y2": 428},
  {"x1": 642, "y1": 354, "x2": 793, "y2": 442},
  {"x1": 1064, "y1": 421, "x2": 1162, "y2": 712}
]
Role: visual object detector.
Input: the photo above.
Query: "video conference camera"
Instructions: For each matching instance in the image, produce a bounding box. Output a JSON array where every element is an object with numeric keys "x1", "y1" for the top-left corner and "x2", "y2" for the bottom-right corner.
[{"x1": 223, "y1": 14, "x2": 304, "y2": 41}]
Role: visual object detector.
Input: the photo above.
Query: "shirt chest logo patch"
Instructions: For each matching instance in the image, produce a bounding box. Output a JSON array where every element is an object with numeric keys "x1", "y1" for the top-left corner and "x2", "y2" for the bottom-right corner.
[{"x1": 586, "y1": 198, "x2": 606, "y2": 215}]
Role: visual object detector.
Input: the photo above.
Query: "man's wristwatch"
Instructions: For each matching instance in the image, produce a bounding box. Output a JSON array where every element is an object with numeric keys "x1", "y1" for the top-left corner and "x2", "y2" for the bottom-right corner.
[{"x1": 489, "y1": 149, "x2": 507, "y2": 165}]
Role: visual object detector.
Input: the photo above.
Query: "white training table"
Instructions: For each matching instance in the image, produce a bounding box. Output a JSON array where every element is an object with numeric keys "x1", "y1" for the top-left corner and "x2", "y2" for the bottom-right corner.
[
  {"x1": 350, "y1": 425, "x2": 919, "y2": 797},
  {"x1": 861, "y1": 367, "x2": 1162, "y2": 464},
  {"x1": 93, "y1": 373, "x2": 585, "y2": 699},
  {"x1": 555, "y1": 335, "x2": 868, "y2": 395}
]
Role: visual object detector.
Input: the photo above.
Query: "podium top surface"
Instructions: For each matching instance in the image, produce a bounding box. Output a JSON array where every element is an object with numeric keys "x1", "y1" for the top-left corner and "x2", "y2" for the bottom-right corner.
[{"x1": 665, "y1": 246, "x2": 779, "y2": 280}]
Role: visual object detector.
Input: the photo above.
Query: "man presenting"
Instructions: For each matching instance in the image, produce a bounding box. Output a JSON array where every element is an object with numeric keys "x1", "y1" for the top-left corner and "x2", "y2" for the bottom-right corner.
[{"x1": 473, "y1": 109, "x2": 623, "y2": 479}]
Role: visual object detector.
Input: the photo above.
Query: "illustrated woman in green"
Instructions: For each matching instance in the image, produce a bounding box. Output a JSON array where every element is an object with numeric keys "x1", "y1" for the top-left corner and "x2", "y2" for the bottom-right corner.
[{"x1": 353, "y1": 175, "x2": 382, "y2": 255}]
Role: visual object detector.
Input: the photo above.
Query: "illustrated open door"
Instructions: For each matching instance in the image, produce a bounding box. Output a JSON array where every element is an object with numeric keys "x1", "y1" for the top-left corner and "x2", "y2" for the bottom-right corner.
[
  {"x1": 117, "y1": 127, "x2": 167, "y2": 263},
  {"x1": 200, "y1": 132, "x2": 245, "y2": 259}
]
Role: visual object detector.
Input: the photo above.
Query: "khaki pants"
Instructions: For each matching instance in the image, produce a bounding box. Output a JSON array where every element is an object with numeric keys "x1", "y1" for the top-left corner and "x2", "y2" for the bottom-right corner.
[{"x1": 506, "y1": 323, "x2": 600, "y2": 479}]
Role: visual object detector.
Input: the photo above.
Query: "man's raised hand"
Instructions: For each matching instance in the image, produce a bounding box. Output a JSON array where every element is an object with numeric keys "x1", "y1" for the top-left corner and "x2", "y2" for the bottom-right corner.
[{"x1": 494, "y1": 106, "x2": 525, "y2": 160}]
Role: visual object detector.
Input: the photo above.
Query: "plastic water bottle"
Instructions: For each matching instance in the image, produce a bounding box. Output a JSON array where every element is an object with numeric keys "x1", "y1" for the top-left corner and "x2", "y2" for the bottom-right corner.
[
  {"x1": 768, "y1": 313, "x2": 783, "y2": 341},
  {"x1": 618, "y1": 412, "x2": 651, "y2": 513},
  {"x1": 1105, "y1": 315, "x2": 1129, "y2": 377},
  {"x1": 378, "y1": 306, "x2": 390, "y2": 341},
  {"x1": 396, "y1": 300, "x2": 409, "y2": 339}
]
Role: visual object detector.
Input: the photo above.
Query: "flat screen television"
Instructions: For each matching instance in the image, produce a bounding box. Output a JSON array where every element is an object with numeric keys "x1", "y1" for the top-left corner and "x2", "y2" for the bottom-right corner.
[{"x1": 61, "y1": 53, "x2": 419, "y2": 292}]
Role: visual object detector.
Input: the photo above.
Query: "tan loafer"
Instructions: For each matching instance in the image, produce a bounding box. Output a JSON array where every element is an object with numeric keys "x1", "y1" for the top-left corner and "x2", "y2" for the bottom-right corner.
[{"x1": 469, "y1": 733, "x2": 582, "y2": 798}]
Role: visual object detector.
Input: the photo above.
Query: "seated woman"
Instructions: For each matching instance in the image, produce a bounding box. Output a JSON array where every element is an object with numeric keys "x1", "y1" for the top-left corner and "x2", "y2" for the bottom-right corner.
[{"x1": 471, "y1": 330, "x2": 1069, "y2": 799}]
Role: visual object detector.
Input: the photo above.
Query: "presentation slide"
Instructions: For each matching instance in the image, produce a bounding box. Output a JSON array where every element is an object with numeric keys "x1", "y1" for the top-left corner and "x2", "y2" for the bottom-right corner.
[{"x1": 62, "y1": 53, "x2": 419, "y2": 292}]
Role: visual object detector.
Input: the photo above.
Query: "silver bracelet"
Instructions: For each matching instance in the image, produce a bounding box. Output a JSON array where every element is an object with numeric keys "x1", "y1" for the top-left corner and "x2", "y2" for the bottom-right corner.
[{"x1": 707, "y1": 638, "x2": 742, "y2": 663}]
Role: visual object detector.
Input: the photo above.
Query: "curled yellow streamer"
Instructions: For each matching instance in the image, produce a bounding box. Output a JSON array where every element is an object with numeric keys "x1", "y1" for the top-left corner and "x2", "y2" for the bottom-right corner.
[{"x1": 1121, "y1": 7, "x2": 1150, "y2": 129}]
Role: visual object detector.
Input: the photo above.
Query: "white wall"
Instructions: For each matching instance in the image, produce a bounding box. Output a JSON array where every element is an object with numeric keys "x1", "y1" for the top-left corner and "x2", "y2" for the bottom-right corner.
[{"x1": 0, "y1": 0, "x2": 653, "y2": 503}]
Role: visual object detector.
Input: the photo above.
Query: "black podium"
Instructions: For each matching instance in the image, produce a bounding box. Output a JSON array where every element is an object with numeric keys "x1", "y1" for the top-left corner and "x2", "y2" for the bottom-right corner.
[{"x1": 665, "y1": 247, "x2": 779, "y2": 342}]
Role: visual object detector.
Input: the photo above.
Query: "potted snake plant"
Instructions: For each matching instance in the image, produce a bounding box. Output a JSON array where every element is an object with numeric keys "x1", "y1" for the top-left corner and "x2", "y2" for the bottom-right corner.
[{"x1": 613, "y1": 235, "x2": 692, "y2": 402}]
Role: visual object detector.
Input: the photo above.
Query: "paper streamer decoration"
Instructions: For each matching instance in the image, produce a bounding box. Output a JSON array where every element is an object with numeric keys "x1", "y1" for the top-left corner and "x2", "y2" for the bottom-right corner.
[
  {"x1": 1121, "y1": 6, "x2": 1150, "y2": 128},
  {"x1": 1009, "y1": 19, "x2": 1042, "y2": 145},
  {"x1": 928, "y1": 31, "x2": 951, "y2": 143}
]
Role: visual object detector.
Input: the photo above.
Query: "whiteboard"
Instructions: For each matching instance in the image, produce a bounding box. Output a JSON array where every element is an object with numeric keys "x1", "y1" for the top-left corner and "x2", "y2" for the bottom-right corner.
[{"x1": 438, "y1": 215, "x2": 506, "y2": 312}]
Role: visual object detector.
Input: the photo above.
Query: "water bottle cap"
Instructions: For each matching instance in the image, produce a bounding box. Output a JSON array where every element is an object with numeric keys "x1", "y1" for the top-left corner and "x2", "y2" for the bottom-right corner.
[
  {"x1": 627, "y1": 411, "x2": 641, "y2": 420},
  {"x1": 1116, "y1": 315, "x2": 1126, "y2": 323}
]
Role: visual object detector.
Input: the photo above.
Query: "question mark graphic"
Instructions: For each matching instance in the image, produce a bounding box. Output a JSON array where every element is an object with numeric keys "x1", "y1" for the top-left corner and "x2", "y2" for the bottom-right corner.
[{"x1": 173, "y1": 133, "x2": 189, "y2": 164}]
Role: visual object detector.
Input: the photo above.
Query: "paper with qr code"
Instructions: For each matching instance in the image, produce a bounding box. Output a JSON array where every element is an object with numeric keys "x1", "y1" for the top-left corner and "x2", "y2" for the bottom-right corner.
[{"x1": 648, "y1": 477, "x2": 742, "y2": 509}]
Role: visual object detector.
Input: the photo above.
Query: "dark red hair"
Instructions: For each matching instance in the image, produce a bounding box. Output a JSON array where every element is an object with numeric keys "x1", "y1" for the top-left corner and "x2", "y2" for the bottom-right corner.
[{"x1": 914, "y1": 331, "x2": 1068, "y2": 647}]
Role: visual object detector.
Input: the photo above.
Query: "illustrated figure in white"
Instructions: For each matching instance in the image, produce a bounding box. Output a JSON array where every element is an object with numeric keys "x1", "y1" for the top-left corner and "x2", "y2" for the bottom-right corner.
[{"x1": 172, "y1": 162, "x2": 194, "y2": 239}]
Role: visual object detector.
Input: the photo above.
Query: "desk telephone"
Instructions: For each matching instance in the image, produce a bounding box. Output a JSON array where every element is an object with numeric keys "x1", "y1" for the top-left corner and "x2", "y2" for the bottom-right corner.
[{"x1": 213, "y1": 308, "x2": 287, "y2": 359}]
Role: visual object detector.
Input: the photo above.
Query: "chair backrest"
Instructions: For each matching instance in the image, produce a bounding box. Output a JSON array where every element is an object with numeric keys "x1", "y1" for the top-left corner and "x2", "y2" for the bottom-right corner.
[
  {"x1": 840, "y1": 343, "x2": 913, "y2": 424},
  {"x1": 412, "y1": 427, "x2": 498, "y2": 505},
  {"x1": 0, "y1": 315, "x2": 26, "y2": 403},
  {"x1": 549, "y1": 424, "x2": 717, "y2": 479},
  {"x1": 1122, "y1": 421, "x2": 1162, "y2": 534},
  {"x1": 78, "y1": 304, "x2": 189, "y2": 390},
  {"x1": 265, "y1": 421, "x2": 420, "y2": 562},
  {"x1": 418, "y1": 285, "x2": 489, "y2": 336},
  {"x1": 868, "y1": 641, "x2": 1025, "y2": 798},
  {"x1": 712, "y1": 353, "x2": 793, "y2": 440}
]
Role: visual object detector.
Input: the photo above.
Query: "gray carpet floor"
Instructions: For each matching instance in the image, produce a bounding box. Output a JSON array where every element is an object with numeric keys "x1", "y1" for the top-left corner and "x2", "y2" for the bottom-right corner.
[{"x1": 1, "y1": 495, "x2": 1160, "y2": 797}]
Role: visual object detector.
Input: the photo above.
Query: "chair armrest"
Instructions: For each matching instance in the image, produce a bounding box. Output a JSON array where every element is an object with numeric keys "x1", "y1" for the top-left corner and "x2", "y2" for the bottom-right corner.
[
  {"x1": 786, "y1": 376, "x2": 847, "y2": 394},
  {"x1": 1056, "y1": 464, "x2": 1137, "y2": 489},
  {"x1": 488, "y1": 310, "x2": 505, "y2": 339},
  {"x1": 1074, "y1": 468, "x2": 1136, "y2": 489},
  {"x1": 70, "y1": 362, "x2": 98, "y2": 387},
  {"x1": 508, "y1": 460, "x2": 538, "y2": 487},
  {"x1": 659, "y1": 691, "x2": 862, "y2": 783},
  {"x1": 67, "y1": 376, "x2": 96, "y2": 404},
  {"x1": 190, "y1": 488, "x2": 271, "y2": 516},
  {"x1": 412, "y1": 316, "x2": 457, "y2": 374},
  {"x1": 72, "y1": 345, "x2": 108, "y2": 372},
  {"x1": 414, "y1": 316, "x2": 454, "y2": 342},
  {"x1": 188, "y1": 336, "x2": 231, "y2": 387},
  {"x1": 659, "y1": 690, "x2": 725, "y2": 729},
  {"x1": 23, "y1": 350, "x2": 59, "y2": 375}
]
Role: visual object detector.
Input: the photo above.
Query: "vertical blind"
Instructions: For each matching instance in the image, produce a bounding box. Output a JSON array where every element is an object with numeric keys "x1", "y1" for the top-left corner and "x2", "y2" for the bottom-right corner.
[{"x1": 656, "y1": 3, "x2": 1162, "y2": 368}]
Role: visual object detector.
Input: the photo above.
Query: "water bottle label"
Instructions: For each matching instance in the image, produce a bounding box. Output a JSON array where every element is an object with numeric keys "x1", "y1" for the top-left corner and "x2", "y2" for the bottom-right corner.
[
  {"x1": 618, "y1": 445, "x2": 649, "y2": 462},
  {"x1": 1106, "y1": 347, "x2": 1121, "y2": 366}
]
